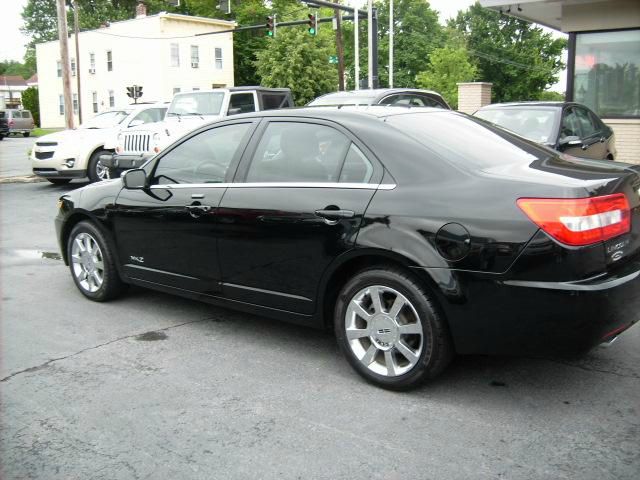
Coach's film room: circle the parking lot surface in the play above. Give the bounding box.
[1,181,639,480]
[0,136,36,178]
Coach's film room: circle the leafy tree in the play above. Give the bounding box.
[375,0,445,88]
[22,87,40,126]
[415,45,477,109]
[255,26,338,105]
[449,2,566,102]
[0,60,35,79]
[537,90,564,101]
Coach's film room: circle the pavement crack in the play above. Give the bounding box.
[0,318,210,383]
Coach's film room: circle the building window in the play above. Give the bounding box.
[215,48,223,70]
[170,43,180,67]
[173,87,181,95]
[92,91,98,113]
[71,58,76,76]
[191,45,199,68]
[573,29,640,118]
[106,50,112,71]
[59,95,64,115]
[89,53,95,73]
[72,93,78,114]
[57,61,62,78]
[108,90,115,108]
[193,87,200,91]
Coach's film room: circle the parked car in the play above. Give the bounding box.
[308,88,451,109]
[474,102,617,160]
[0,111,9,140]
[0,109,35,137]
[103,87,294,176]
[31,103,167,185]
[55,107,640,390]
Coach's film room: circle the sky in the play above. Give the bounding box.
[1,0,565,91]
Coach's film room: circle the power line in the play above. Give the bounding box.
[468,49,555,73]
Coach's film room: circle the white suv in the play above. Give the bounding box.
[104,87,293,176]
[31,103,167,185]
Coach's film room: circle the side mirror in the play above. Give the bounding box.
[558,135,582,147]
[227,107,242,116]
[128,119,145,128]
[122,168,147,189]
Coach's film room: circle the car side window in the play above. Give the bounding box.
[560,108,581,139]
[228,93,256,115]
[575,107,599,138]
[416,94,447,108]
[339,144,374,183]
[21,111,32,118]
[153,123,251,185]
[246,122,351,183]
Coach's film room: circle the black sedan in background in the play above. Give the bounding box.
[56,107,640,390]
[308,88,451,110]
[474,101,617,160]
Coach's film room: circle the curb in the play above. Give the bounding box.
[0,175,48,184]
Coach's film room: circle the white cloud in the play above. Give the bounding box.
[0,0,30,62]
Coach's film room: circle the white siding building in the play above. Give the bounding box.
[36,11,235,128]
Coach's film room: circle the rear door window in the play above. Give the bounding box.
[560,108,581,139]
[260,93,292,110]
[574,107,600,138]
[245,122,352,183]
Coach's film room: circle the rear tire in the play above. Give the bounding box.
[67,221,127,302]
[335,267,453,390]
[87,149,111,183]
[23,132,30,138]
[47,178,72,185]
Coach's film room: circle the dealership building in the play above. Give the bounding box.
[480,0,639,164]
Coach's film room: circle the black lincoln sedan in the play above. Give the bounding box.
[474,101,617,160]
[55,107,640,390]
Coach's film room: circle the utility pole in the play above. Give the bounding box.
[354,1,359,90]
[56,0,74,129]
[73,0,82,124]
[335,3,345,91]
[389,0,394,88]
[367,0,373,89]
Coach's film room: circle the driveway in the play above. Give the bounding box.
[1,181,639,480]
[0,135,36,178]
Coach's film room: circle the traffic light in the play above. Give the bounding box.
[217,0,230,15]
[307,12,318,36]
[126,85,143,103]
[126,86,135,99]
[265,15,276,37]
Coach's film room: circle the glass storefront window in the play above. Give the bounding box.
[573,29,640,118]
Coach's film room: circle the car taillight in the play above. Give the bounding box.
[8,120,14,127]
[517,194,631,246]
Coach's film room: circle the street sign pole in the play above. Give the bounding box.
[367,0,373,89]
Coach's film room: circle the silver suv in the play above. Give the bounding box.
[0,109,35,137]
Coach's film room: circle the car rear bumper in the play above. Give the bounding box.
[101,153,153,171]
[422,257,640,356]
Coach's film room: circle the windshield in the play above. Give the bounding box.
[474,107,559,144]
[80,110,130,129]
[309,92,378,106]
[168,92,225,116]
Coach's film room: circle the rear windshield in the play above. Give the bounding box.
[385,112,552,169]
[474,107,559,144]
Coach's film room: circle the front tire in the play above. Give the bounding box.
[23,132,31,138]
[87,149,111,183]
[335,268,453,390]
[67,221,126,301]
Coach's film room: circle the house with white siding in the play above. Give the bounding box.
[36,7,235,128]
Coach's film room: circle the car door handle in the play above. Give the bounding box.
[599,137,606,143]
[581,144,589,150]
[314,209,355,220]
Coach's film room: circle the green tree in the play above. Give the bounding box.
[255,26,337,105]
[415,45,477,109]
[374,0,445,88]
[449,2,566,102]
[537,90,564,101]
[22,87,40,126]
[0,60,35,79]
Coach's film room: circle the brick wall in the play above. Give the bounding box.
[604,119,640,165]
[457,82,492,114]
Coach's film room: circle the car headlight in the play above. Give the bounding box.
[153,133,161,143]
[117,133,123,142]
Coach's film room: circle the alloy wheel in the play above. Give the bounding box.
[71,232,105,293]
[345,285,424,377]
[96,160,110,181]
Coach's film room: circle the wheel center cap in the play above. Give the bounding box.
[370,315,398,350]
[81,252,94,272]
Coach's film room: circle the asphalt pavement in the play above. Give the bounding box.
[0,135,36,178]
[1,181,639,480]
